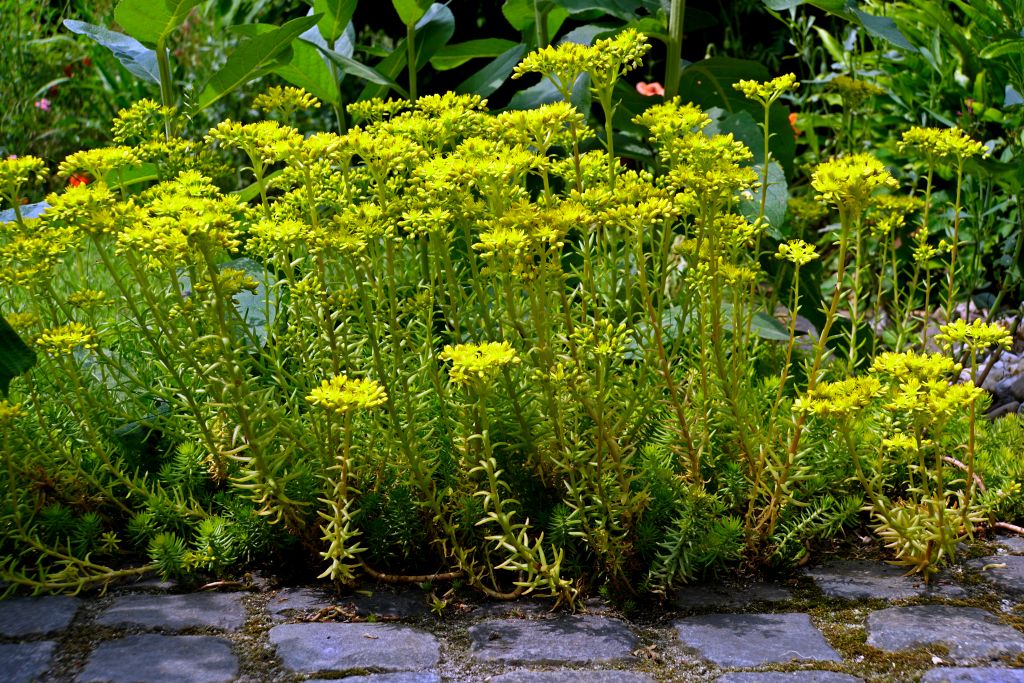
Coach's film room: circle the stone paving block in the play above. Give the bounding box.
[0,596,80,636]
[866,605,1024,663]
[78,634,237,683]
[469,616,638,665]
[805,560,965,600]
[674,582,791,610]
[919,668,1024,682]
[996,534,1024,555]
[716,673,864,683]
[307,675,440,683]
[266,587,334,621]
[349,590,429,619]
[970,555,1024,596]
[269,622,439,674]
[0,641,55,683]
[489,671,656,682]
[96,593,246,631]
[674,613,841,667]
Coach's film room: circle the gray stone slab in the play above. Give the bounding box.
[717,674,864,683]
[674,613,841,667]
[489,672,656,683]
[675,582,791,610]
[996,534,1024,555]
[269,622,439,674]
[349,590,429,619]
[970,555,1024,596]
[920,668,1024,682]
[78,634,237,683]
[867,605,1024,663]
[469,616,638,665]
[0,596,80,636]
[266,587,334,621]
[805,560,965,600]
[0,641,55,683]
[96,593,246,631]
[307,676,440,683]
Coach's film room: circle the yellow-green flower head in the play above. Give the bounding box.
[253,86,321,115]
[4,311,40,332]
[666,133,757,201]
[42,182,119,236]
[36,322,97,355]
[307,375,387,414]
[67,289,107,308]
[415,92,488,118]
[205,120,303,162]
[588,29,651,86]
[112,99,180,144]
[0,399,24,425]
[871,350,960,382]
[59,146,141,180]
[439,341,520,386]
[899,126,986,165]
[935,319,1012,352]
[347,98,409,125]
[492,101,591,152]
[881,431,919,454]
[248,218,309,257]
[734,73,799,106]
[474,225,530,260]
[633,98,710,147]
[811,153,898,212]
[0,155,47,208]
[885,377,983,416]
[796,376,883,417]
[828,75,883,107]
[776,239,818,266]
[0,221,79,286]
[513,40,594,92]
[399,207,452,238]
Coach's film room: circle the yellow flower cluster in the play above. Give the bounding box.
[440,341,520,386]
[112,99,180,144]
[307,375,387,414]
[253,86,321,115]
[775,239,818,266]
[828,75,883,107]
[347,98,408,124]
[871,351,960,382]
[899,127,986,164]
[36,322,97,355]
[633,98,709,145]
[59,146,141,180]
[67,289,107,308]
[811,153,898,213]
[513,29,650,92]
[0,400,25,425]
[734,73,799,106]
[935,319,1012,352]
[0,155,47,208]
[796,376,883,417]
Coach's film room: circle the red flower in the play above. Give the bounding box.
[68,173,90,187]
[636,81,665,97]
[788,112,801,138]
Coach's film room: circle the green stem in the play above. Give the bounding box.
[664,0,686,100]
[156,40,175,141]
[406,23,418,101]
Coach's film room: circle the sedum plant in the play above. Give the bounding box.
[0,31,1019,599]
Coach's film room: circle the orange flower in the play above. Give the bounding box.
[636,81,665,97]
[68,173,90,187]
[789,112,801,138]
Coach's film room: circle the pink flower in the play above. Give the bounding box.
[635,81,665,97]
[34,98,51,112]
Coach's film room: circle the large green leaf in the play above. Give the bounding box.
[114,0,203,47]
[64,20,160,84]
[0,315,36,398]
[393,0,432,25]
[413,4,455,71]
[235,23,339,104]
[457,43,530,97]
[321,49,409,99]
[502,0,570,42]
[740,162,788,239]
[431,38,519,71]
[313,0,357,43]
[197,14,322,110]
[552,0,642,20]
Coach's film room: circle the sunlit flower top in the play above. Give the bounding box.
[307,375,387,414]
[734,73,799,106]
[0,155,47,208]
[811,153,897,213]
[870,351,960,382]
[36,322,97,355]
[440,341,520,386]
[0,400,25,425]
[775,239,818,266]
[935,319,1012,352]
[796,376,883,417]
[898,127,986,165]
[59,146,141,180]
[253,86,321,116]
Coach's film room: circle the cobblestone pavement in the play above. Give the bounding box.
[4,536,1024,682]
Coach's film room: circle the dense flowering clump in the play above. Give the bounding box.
[899,127,986,164]
[776,239,818,266]
[59,146,142,180]
[307,375,387,414]
[440,341,520,386]
[36,322,97,354]
[253,86,321,117]
[870,351,961,382]
[0,155,47,210]
[796,376,883,417]
[811,153,898,213]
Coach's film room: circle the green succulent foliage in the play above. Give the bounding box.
[148,532,189,579]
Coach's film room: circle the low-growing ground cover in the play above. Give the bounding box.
[1,1,1023,606]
